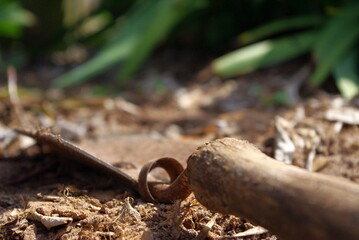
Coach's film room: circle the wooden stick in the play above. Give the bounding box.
[187,138,359,240]
[16,128,138,193]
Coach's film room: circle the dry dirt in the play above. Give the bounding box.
[1,65,359,239]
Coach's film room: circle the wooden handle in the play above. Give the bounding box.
[187,138,359,240]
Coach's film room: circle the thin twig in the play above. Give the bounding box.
[7,66,28,127]
[219,226,268,239]
[7,66,20,104]
[195,213,218,240]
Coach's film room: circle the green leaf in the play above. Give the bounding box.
[0,1,35,38]
[334,49,359,100]
[118,0,197,80]
[53,38,136,87]
[310,4,359,86]
[238,15,322,45]
[213,31,316,78]
[53,0,198,88]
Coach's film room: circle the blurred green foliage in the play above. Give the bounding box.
[0,0,34,38]
[213,1,359,99]
[0,0,358,98]
[54,0,200,87]
[0,0,34,69]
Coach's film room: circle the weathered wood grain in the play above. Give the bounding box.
[187,138,359,240]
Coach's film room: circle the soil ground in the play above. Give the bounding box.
[0,59,358,239]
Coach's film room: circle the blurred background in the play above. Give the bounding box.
[2,2,359,239]
[0,0,358,99]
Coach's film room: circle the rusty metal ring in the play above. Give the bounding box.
[138,157,185,202]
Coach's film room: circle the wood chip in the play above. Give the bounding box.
[195,213,217,240]
[27,209,73,229]
[220,226,268,239]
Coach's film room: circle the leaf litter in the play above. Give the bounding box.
[1,64,359,239]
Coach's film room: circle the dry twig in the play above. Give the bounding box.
[195,213,218,240]
[27,209,73,229]
[219,226,268,239]
[7,66,29,127]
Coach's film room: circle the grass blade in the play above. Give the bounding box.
[53,0,198,88]
[238,15,322,45]
[334,49,359,100]
[213,31,316,78]
[310,4,359,86]
[118,0,197,80]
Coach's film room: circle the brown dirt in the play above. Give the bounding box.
[1,63,359,239]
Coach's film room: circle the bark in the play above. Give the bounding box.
[187,138,359,240]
